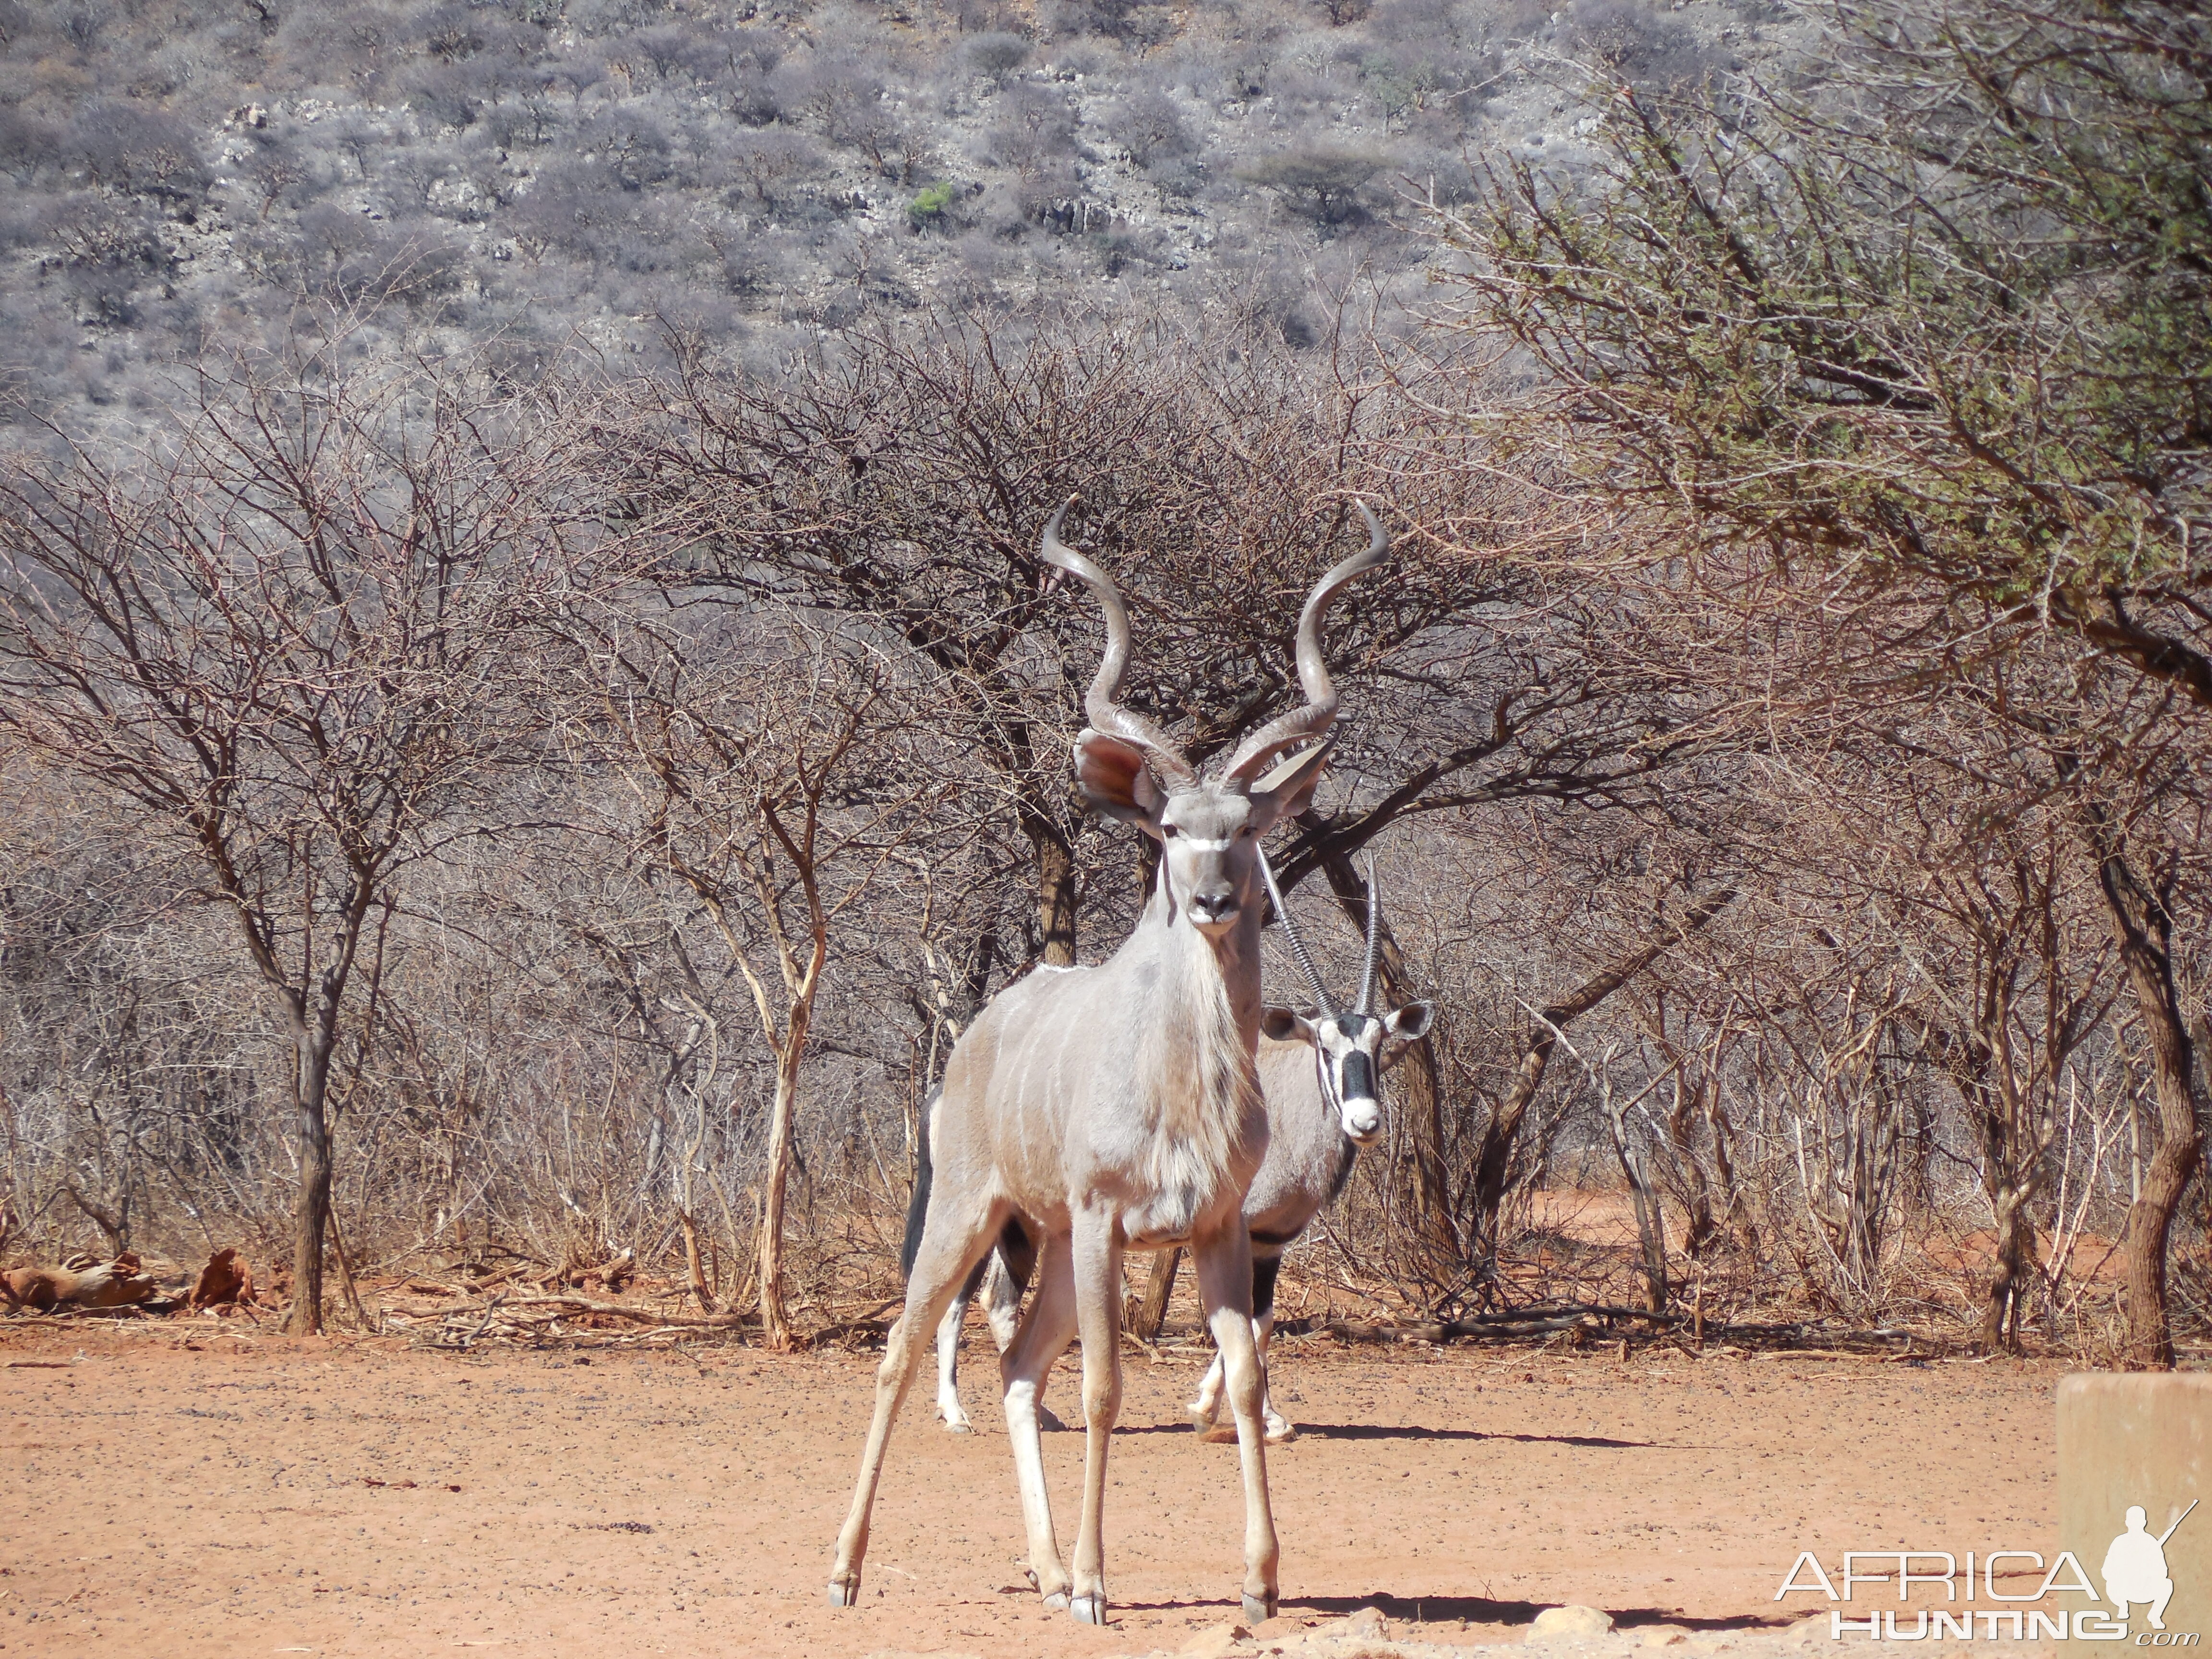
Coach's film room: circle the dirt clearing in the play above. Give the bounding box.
[1,1324,2060,1658]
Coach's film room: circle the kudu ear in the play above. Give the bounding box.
[1075,731,1166,832]
[1262,1007,1319,1044]
[1247,740,1333,830]
[1386,1002,1434,1042]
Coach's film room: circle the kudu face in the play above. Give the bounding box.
[1257,852,1433,1145]
[1159,791,1261,936]
[1041,498,1390,954]
[1071,733,1331,947]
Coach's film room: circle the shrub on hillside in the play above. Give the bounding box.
[1237,145,1388,225]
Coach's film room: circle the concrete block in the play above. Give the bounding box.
[2058,1372,2212,1644]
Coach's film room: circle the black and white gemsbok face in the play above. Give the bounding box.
[1256,851,1432,1147]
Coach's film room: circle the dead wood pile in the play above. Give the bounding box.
[3,1252,164,1312]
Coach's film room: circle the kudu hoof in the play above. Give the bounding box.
[1071,1593,1108,1624]
[1037,1405,1068,1432]
[1264,1421,1299,1444]
[1243,1592,1278,1624]
[827,1578,860,1608]
[1042,1590,1069,1611]
[942,1418,974,1435]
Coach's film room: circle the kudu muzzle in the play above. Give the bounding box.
[1187,872,1241,930]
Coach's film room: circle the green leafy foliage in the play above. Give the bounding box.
[908,180,958,228]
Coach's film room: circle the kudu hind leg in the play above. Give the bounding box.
[979,1248,1024,1350]
[828,1196,1002,1607]
[1190,1347,1228,1434]
[1001,1235,1080,1609]
[1192,1230,1280,1623]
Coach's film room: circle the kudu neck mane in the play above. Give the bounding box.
[1123,868,1263,1194]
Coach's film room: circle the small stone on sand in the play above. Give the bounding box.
[1180,1623,1251,1657]
[1529,1605,1617,1641]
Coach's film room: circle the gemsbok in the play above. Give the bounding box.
[923,854,1432,1444]
[827,498,1389,1627]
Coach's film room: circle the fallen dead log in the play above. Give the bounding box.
[436,1293,755,1329]
[4,1253,160,1312]
[809,1318,893,1346]
[538,1247,636,1294]
[1301,1314,1599,1344]
[1458,1303,1682,1326]
[1279,1309,1934,1351]
[1441,1317,1594,1340]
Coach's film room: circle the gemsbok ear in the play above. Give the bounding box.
[1386,1002,1434,1042]
[1262,1007,1319,1044]
[1075,731,1166,832]
[1248,740,1333,830]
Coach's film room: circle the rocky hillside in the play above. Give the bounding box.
[0,0,1778,431]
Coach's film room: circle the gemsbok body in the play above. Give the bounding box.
[925,859,1431,1443]
[827,499,1389,1627]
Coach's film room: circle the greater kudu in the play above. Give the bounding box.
[924,855,1431,1443]
[827,499,1389,1626]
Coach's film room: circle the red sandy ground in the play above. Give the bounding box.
[0,1322,2063,1659]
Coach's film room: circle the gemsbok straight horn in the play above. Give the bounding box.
[827,495,1390,1625]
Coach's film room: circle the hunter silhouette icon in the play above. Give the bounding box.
[2104,1500,2197,1630]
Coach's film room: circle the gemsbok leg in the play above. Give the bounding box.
[1190,1224,1280,1622]
[931,1254,998,1433]
[937,1252,1032,1432]
[827,1191,1004,1607]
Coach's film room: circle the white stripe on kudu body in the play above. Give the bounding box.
[931,857,1432,1445]
[827,497,1391,1627]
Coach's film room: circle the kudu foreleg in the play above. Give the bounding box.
[828,1199,1002,1608]
[1191,1250,1294,1443]
[1191,1227,1280,1623]
[1067,1216,1124,1625]
[1001,1235,1079,1608]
